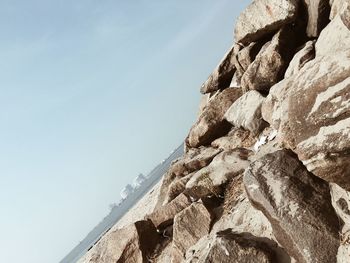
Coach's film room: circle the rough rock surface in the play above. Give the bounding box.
[262,52,350,190]
[81,220,160,263]
[284,40,315,78]
[200,45,237,94]
[234,0,298,44]
[225,90,267,135]
[244,150,340,263]
[188,88,242,148]
[241,26,298,93]
[302,0,331,37]
[172,203,212,260]
[147,194,191,230]
[211,127,256,151]
[186,148,252,198]
[184,231,276,263]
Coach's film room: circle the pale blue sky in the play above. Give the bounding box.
[0,1,249,262]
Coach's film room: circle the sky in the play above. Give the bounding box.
[0,1,249,262]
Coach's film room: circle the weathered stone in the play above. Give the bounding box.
[211,127,256,151]
[172,203,212,260]
[262,51,350,189]
[285,40,315,78]
[164,173,193,204]
[241,26,298,93]
[234,0,299,44]
[200,45,237,94]
[81,220,160,263]
[147,193,191,230]
[244,150,340,263]
[188,88,242,148]
[184,231,276,263]
[316,12,350,57]
[233,42,264,83]
[225,90,267,135]
[329,0,350,19]
[302,0,331,37]
[186,149,252,198]
[197,93,211,117]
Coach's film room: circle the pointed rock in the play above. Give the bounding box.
[302,0,331,37]
[244,150,340,263]
[188,88,242,148]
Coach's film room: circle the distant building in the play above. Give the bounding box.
[133,173,146,188]
[120,184,134,199]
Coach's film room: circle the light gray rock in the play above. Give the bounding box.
[302,0,331,37]
[329,0,350,19]
[186,148,252,198]
[184,231,276,263]
[284,40,315,78]
[244,150,340,263]
[225,90,267,135]
[316,13,350,57]
[211,127,256,151]
[262,51,350,190]
[147,193,191,230]
[234,0,299,44]
[172,203,212,260]
[81,220,160,263]
[188,88,242,148]
[241,26,298,93]
[200,45,237,94]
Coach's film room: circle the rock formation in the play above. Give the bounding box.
[79,1,350,262]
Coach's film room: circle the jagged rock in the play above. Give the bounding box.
[225,90,267,135]
[170,147,221,177]
[184,231,276,263]
[172,203,212,261]
[244,150,340,263]
[234,0,298,44]
[188,88,242,148]
[211,127,256,151]
[233,42,264,83]
[284,40,315,78]
[241,26,298,93]
[329,0,350,19]
[186,148,252,198]
[156,147,221,208]
[316,12,350,57]
[200,45,237,94]
[164,173,193,204]
[197,93,211,116]
[82,220,160,263]
[262,51,350,190]
[330,183,350,263]
[147,194,191,230]
[302,0,331,37]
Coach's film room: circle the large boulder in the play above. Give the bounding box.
[184,231,276,263]
[81,220,160,263]
[187,88,242,148]
[211,127,256,151]
[262,51,350,190]
[172,203,212,261]
[186,148,252,199]
[241,25,299,93]
[244,150,340,263]
[200,45,237,94]
[225,90,267,135]
[147,193,191,230]
[315,11,350,57]
[302,0,331,37]
[284,40,315,78]
[234,0,299,44]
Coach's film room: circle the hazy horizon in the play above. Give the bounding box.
[0,1,249,262]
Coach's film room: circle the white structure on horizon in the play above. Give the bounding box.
[120,184,134,199]
[133,173,147,188]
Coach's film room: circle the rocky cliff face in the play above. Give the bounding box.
[79,1,350,262]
